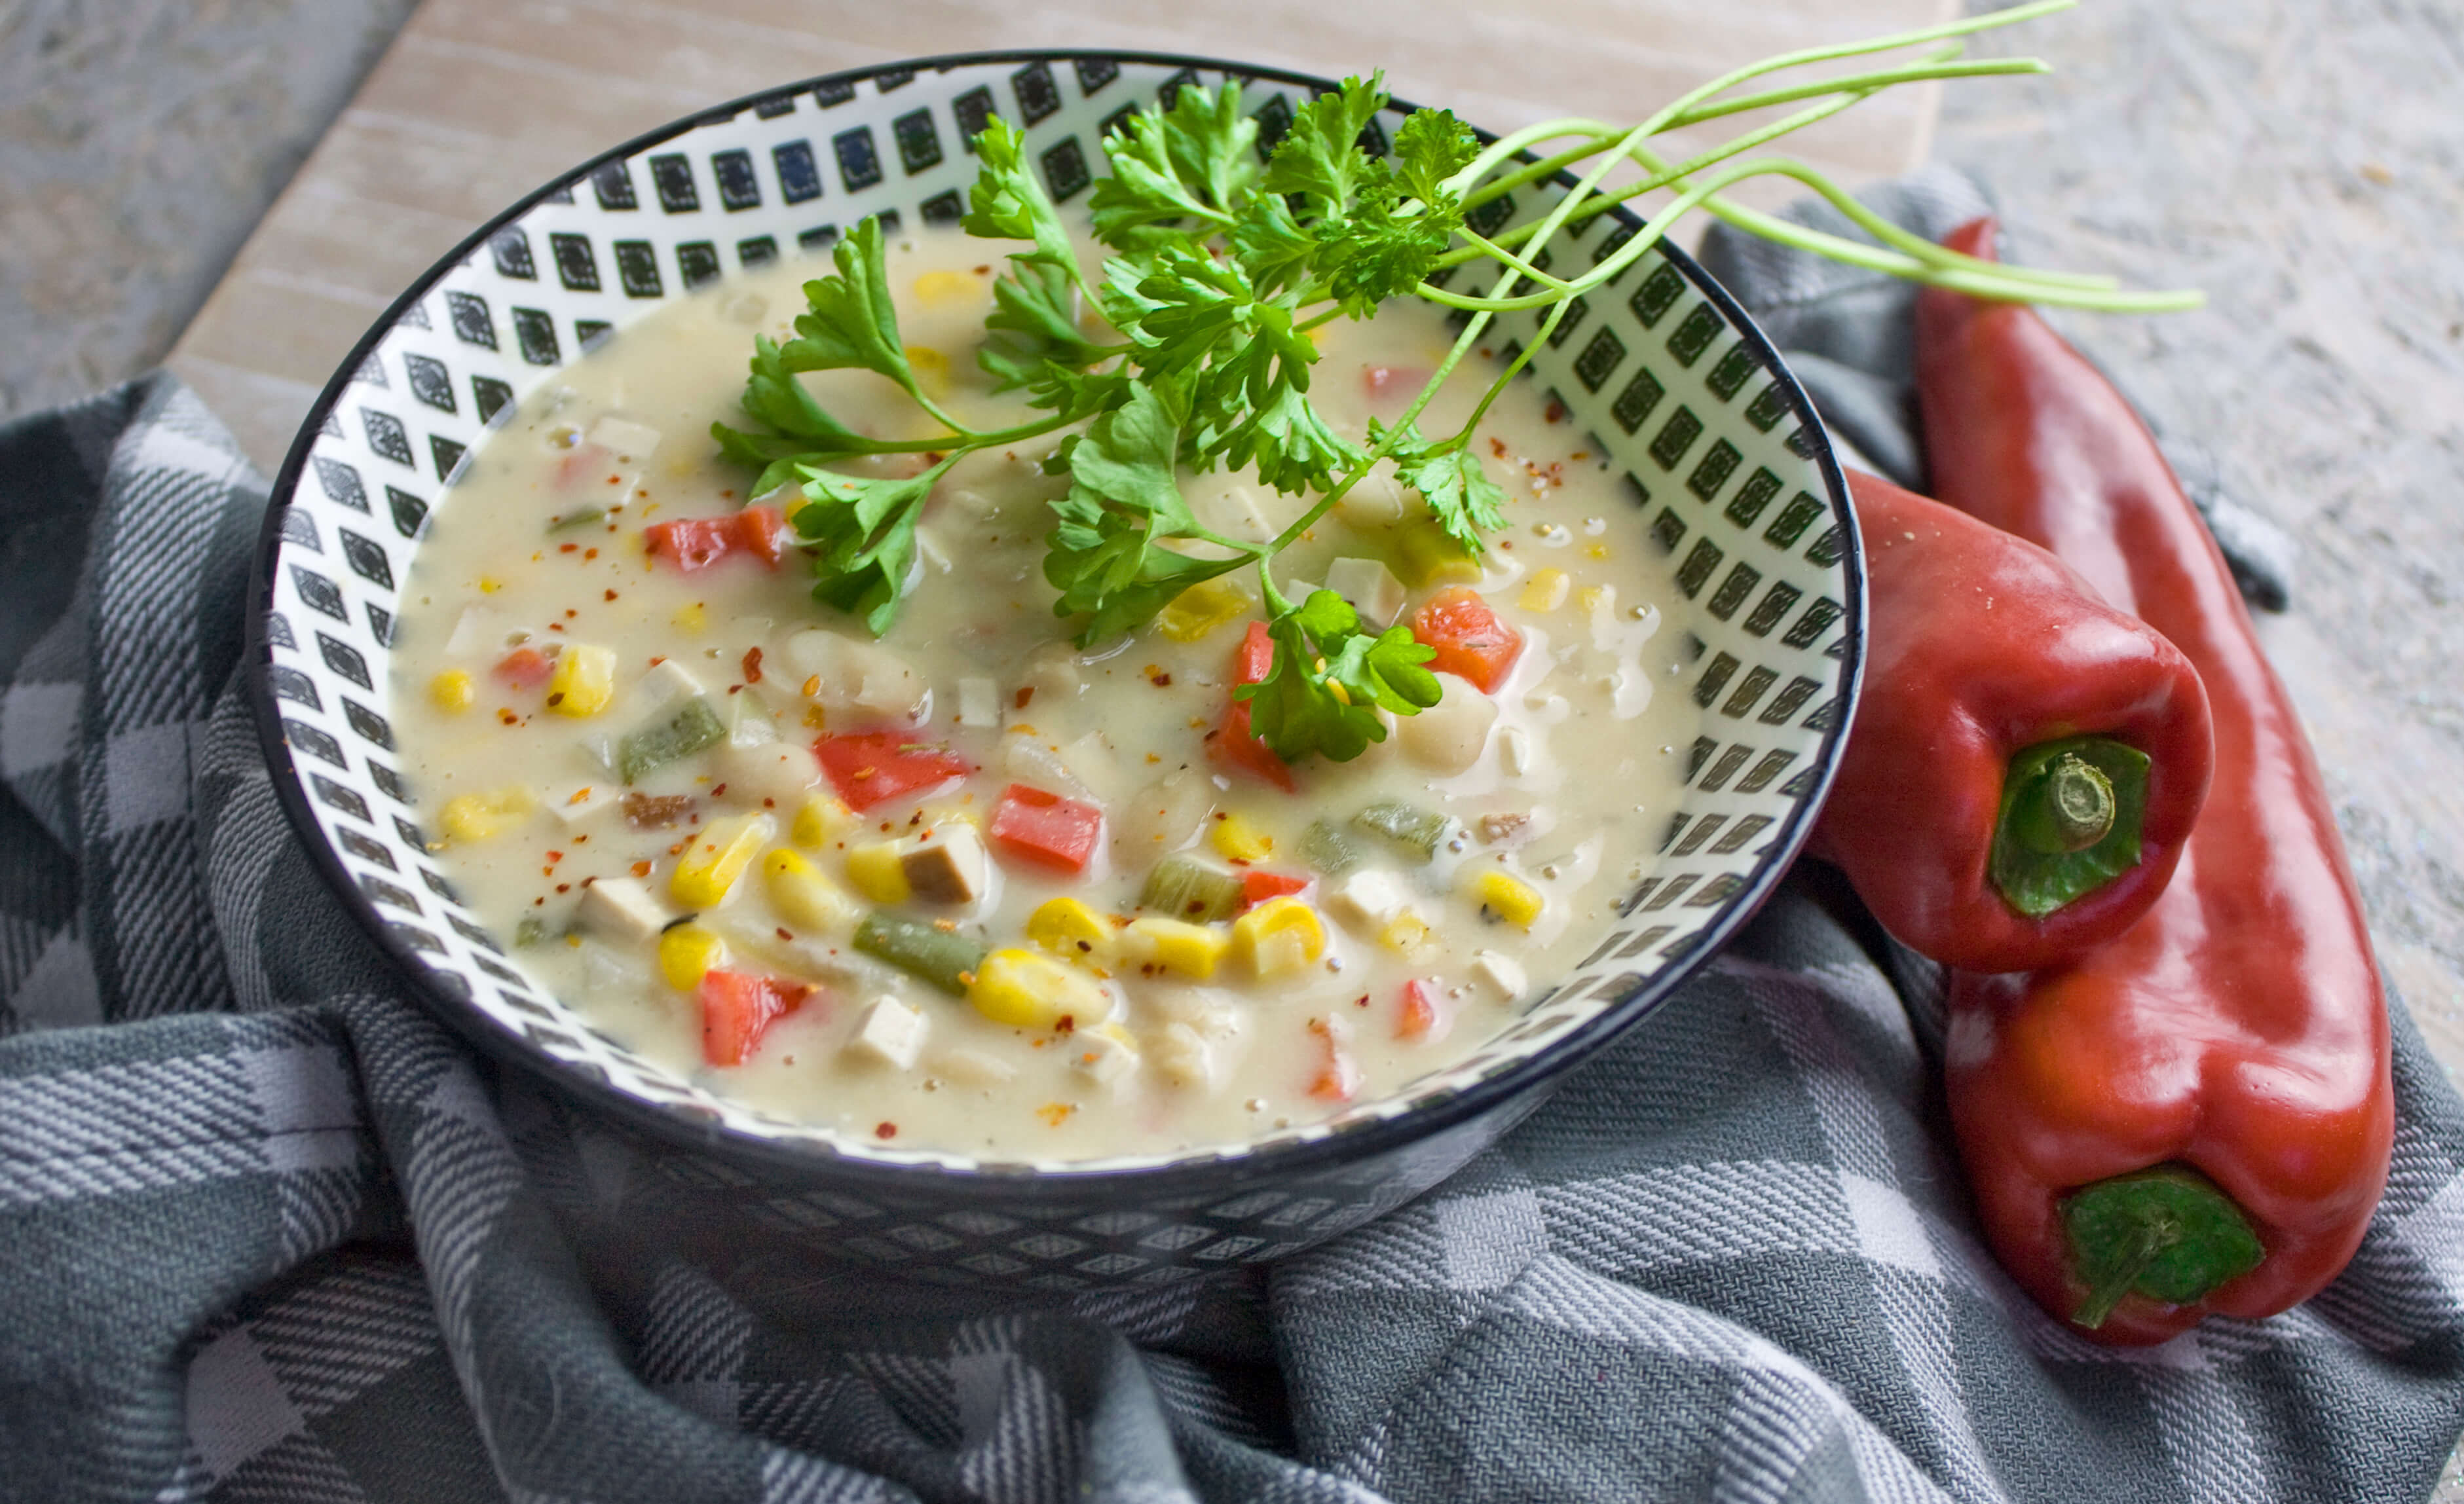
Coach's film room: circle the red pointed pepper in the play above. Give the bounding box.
[1920,219,2393,1344]
[1813,470,2212,973]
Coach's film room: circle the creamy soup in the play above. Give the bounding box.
[392,229,1698,1158]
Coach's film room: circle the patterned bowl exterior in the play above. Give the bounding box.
[246,52,1864,1285]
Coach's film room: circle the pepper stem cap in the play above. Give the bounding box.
[1989,735,2151,917]
[2061,1164,2267,1329]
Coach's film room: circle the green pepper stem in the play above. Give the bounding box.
[2061,1164,2267,1329]
[2009,753,2118,854]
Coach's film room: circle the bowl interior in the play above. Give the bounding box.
[252,54,1861,1177]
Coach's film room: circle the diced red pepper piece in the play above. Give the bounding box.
[1240,870,1312,909]
[493,646,553,688]
[734,505,789,565]
[1396,979,1447,1042]
[645,516,737,572]
[644,507,790,574]
[698,970,812,1067]
[1307,1016,1362,1101]
[989,784,1105,874]
[1211,621,1296,792]
[813,731,975,813]
[1411,588,1523,693]
[1362,365,1429,410]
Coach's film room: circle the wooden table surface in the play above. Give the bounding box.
[162,0,1954,472]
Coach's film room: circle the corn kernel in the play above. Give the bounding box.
[1232,896,1326,978]
[764,848,860,936]
[1577,585,1612,617]
[658,924,726,992]
[1379,912,1433,957]
[1157,577,1256,642]
[967,947,1113,1029]
[789,792,851,849]
[671,602,707,635]
[845,841,910,905]
[546,643,617,718]
[1585,543,1610,561]
[430,670,476,712]
[1124,917,1231,980]
[438,787,533,844]
[477,576,504,595]
[668,813,774,908]
[905,346,952,399]
[912,270,979,306]
[1396,520,1483,587]
[1470,868,1545,928]
[1209,813,1273,864]
[1519,568,1571,612]
[1026,897,1117,966]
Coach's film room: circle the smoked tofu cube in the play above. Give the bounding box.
[1470,949,1528,1002]
[578,876,670,944]
[844,996,929,1070]
[899,824,989,906]
[1327,869,1414,932]
[1325,557,1406,628]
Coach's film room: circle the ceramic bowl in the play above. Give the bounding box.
[246,52,1863,1287]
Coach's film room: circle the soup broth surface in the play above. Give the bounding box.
[394,229,1698,1158]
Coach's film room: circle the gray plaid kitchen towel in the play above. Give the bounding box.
[5,179,2464,1504]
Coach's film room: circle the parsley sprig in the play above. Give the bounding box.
[712,0,2193,767]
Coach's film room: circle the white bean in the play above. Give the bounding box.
[1114,768,1214,857]
[1398,673,1497,773]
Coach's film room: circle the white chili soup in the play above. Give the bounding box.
[392,232,1698,1158]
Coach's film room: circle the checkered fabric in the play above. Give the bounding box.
[3,183,2462,1503]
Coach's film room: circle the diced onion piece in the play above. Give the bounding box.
[1071,1023,1141,1086]
[1470,949,1528,1001]
[1327,869,1413,933]
[954,676,1000,727]
[1325,556,1406,629]
[585,415,663,460]
[1158,577,1256,642]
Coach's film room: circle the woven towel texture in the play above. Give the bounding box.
[0,189,2458,1503]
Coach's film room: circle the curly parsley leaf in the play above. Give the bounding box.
[1373,416,1508,551]
[790,454,958,635]
[979,258,1107,394]
[1042,381,1245,645]
[1314,174,1459,317]
[1238,589,1438,762]
[1391,107,1480,204]
[776,218,925,402]
[1258,74,1387,213]
[963,116,1080,271]
[1089,81,1259,249]
[710,335,881,496]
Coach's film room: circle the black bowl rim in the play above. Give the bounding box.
[244,47,1865,1201]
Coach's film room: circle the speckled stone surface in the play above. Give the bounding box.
[0,0,415,416]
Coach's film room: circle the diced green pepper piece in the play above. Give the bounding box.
[617,699,726,784]
[1139,854,1244,922]
[1299,820,1361,877]
[547,507,606,534]
[1353,801,1450,862]
[854,913,987,997]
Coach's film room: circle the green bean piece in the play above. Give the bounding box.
[1299,820,1362,877]
[854,913,987,997]
[1139,854,1245,922]
[546,507,606,534]
[1353,801,1451,862]
[616,699,727,784]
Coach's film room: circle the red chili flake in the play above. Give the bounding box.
[1014,686,1034,709]
[607,475,622,486]
[974,263,992,274]
[546,691,565,706]
[721,489,737,501]
[605,589,620,602]
[711,784,728,798]
[1055,1014,1076,1034]
[565,609,578,619]
[629,860,652,878]
[546,623,565,633]
[583,548,599,560]
[742,646,764,684]
[545,851,564,863]
[497,708,518,725]
[558,542,578,553]
[1489,437,1508,458]
[776,928,793,942]
[874,1122,898,1140]
[555,883,571,894]
[1543,398,1568,424]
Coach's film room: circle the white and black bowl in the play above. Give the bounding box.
[246,52,1864,1287]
